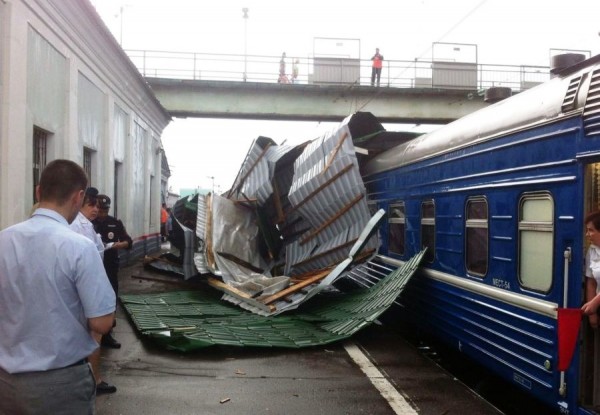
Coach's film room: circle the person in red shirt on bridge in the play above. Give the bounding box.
[371,48,384,87]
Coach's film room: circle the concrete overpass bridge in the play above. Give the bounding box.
[145,78,489,124]
[130,50,551,124]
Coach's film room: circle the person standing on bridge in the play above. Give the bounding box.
[291,59,299,84]
[371,48,384,87]
[278,52,289,83]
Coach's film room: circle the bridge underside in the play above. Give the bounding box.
[146,78,489,124]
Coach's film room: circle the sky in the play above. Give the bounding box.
[89,0,600,194]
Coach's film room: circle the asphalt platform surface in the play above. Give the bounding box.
[95,243,504,415]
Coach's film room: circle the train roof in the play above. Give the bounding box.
[363,54,600,176]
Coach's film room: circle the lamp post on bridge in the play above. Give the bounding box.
[116,4,131,46]
[207,176,215,194]
[242,7,249,82]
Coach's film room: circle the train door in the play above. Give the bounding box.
[581,162,600,409]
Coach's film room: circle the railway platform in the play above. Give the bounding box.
[95,245,504,415]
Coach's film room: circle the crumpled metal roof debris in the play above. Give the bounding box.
[122,249,425,351]
[146,112,414,317]
[211,209,386,316]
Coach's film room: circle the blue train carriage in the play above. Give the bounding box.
[362,54,600,414]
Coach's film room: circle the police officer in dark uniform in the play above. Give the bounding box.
[93,194,132,349]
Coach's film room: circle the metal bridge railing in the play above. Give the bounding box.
[126,49,550,93]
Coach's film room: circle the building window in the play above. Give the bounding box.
[33,127,48,202]
[388,202,406,256]
[465,197,488,277]
[518,193,554,292]
[83,147,93,185]
[421,200,435,263]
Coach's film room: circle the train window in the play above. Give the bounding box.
[421,200,435,263]
[465,197,488,277]
[388,202,405,256]
[518,194,554,292]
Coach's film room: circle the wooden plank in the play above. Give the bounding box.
[321,131,348,175]
[260,268,331,305]
[217,251,264,273]
[289,248,375,285]
[205,194,216,270]
[207,277,253,299]
[300,193,365,245]
[289,265,334,282]
[291,239,356,268]
[286,163,354,216]
[207,277,276,313]
[272,179,285,224]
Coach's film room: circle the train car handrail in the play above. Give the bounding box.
[376,254,558,318]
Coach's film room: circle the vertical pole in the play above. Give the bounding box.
[119,6,123,46]
[207,176,215,194]
[242,8,249,82]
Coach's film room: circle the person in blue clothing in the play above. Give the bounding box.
[93,194,133,349]
[0,159,115,414]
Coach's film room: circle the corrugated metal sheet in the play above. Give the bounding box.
[194,194,209,275]
[214,209,386,316]
[120,249,425,351]
[229,136,275,203]
[229,137,300,206]
[159,113,385,315]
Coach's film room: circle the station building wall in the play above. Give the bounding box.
[0,0,171,258]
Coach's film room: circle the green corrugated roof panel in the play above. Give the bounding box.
[120,249,425,351]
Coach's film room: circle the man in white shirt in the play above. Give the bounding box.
[71,187,104,256]
[0,160,116,414]
[70,186,117,395]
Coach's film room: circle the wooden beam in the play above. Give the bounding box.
[289,265,334,281]
[260,268,331,305]
[272,179,285,225]
[207,277,253,299]
[205,194,216,270]
[300,193,365,245]
[217,251,264,274]
[321,131,348,175]
[287,163,354,215]
[207,277,276,312]
[291,239,356,268]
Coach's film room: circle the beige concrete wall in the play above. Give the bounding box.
[0,0,171,239]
